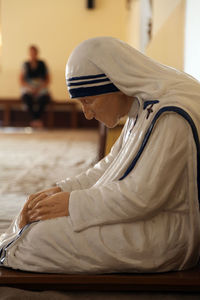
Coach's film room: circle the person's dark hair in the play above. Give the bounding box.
[29,45,39,54]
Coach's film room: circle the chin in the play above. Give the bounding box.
[104,120,119,128]
[106,124,117,129]
[98,117,119,128]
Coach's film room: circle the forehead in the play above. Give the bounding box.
[30,47,38,53]
[78,94,108,103]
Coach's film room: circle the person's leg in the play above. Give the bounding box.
[35,94,50,120]
[1,217,83,273]
[22,93,37,120]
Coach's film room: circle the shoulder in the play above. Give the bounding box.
[23,61,29,67]
[149,111,192,152]
[22,61,29,72]
[154,108,192,134]
[156,110,189,127]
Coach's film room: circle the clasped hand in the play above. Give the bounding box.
[19,186,70,229]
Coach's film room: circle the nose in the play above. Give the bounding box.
[82,104,94,120]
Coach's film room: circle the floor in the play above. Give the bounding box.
[0,128,98,234]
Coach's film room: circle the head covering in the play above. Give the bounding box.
[66,36,200,130]
[66,39,120,98]
[67,73,119,98]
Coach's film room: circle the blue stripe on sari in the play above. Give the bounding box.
[69,83,119,98]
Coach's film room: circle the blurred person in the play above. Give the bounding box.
[19,45,50,128]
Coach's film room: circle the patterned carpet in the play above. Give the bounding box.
[0,129,98,234]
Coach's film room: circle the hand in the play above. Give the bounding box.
[18,186,62,229]
[27,191,70,222]
[30,86,39,96]
[28,186,62,202]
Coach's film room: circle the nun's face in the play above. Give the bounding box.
[78,92,133,128]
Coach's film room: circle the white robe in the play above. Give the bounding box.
[0,37,199,273]
[0,99,199,273]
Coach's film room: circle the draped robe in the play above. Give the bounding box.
[0,37,199,273]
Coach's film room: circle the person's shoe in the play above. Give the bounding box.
[30,119,44,128]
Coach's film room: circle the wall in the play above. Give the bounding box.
[127,0,141,49]
[127,0,152,52]
[145,0,185,71]
[184,0,200,81]
[0,0,128,100]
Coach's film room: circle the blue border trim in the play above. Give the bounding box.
[119,106,200,205]
[143,100,160,109]
[68,73,106,81]
[0,222,38,264]
[68,77,110,87]
[69,83,119,98]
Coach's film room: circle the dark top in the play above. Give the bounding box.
[23,60,48,81]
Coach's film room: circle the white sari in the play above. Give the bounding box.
[0,37,199,273]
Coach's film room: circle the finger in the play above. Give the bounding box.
[28,204,52,218]
[27,191,43,202]
[28,209,41,221]
[18,215,28,229]
[30,187,60,201]
[28,202,64,220]
[27,187,61,205]
[27,187,59,203]
[28,193,48,209]
[29,209,51,221]
[23,192,43,212]
[21,194,38,212]
[28,197,54,219]
[19,209,31,228]
[29,202,69,221]
[28,214,42,222]
[44,186,61,196]
[31,197,57,211]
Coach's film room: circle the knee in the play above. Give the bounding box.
[38,94,51,104]
[25,221,51,244]
[5,219,67,272]
[22,93,33,103]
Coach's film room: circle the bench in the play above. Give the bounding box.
[0,265,200,292]
[0,99,78,128]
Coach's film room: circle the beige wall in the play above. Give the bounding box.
[152,0,183,36]
[184,0,200,81]
[0,0,188,100]
[146,0,185,71]
[127,0,141,49]
[0,0,128,100]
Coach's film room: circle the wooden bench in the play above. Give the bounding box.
[0,265,200,292]
[0,99,78,128]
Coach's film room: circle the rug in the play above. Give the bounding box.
[0,129,98,234]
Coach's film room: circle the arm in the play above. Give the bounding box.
[19,63,30,88]
[68,113,190,232]
[56,122,127,192]
[19,121,126,227]
[18,186,62,228]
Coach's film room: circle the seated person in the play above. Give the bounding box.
[0,37,199,274]
[19,45,50,128]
